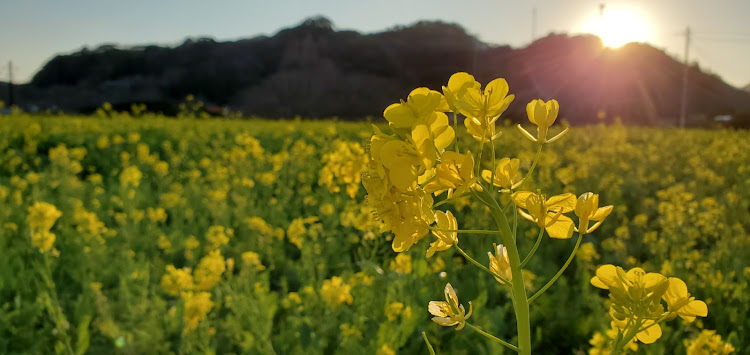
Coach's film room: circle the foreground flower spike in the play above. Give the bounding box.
[429,283,473,330]
[512,191,576,239]
[427,210,458,257]
[574,192,614,234]
[517,99,568,144]
[663,277,708,322]
[481,158,524,193]
[488,244,512,285]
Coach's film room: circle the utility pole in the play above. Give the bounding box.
[7,61,13,107]
[531,6,537,42]
[680,27,691,128]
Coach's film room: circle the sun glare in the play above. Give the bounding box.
[584,7,651,48]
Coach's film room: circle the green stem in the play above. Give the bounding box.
[520,228,545,268]
[466,323,519,352]
[433,192,468,208]
[611,318,643,354]
[454,245,511,285]
[480,188,531,355]
[422,331,437,355]
[517,143,543,192]
[489,131,497,199]
[40,255,75,355]
[476,137,486,178]
[528,232,583,304]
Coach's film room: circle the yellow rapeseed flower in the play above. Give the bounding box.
[517,99,568,144]
[383,87,447,129]
[161,265,194,296]
[181,291,214,333]
[442,72,480,112]
[119,166,142,188]
[454,77,514,121]
[31,230,56,253]
[575,192,614,234]
[426,210,458,257]
[663,277,708,322]
[424,151,478,198]
[385,302,405,321]
[193,250,226,291]
[241,251,266,271]
[512,191,576,239]
[481,158,524,192]
[488,244,512,285]
[320,276,353,308]
[390,254,413,275]
[428,283,472,330]
[28,201,62,232]
[376,344,396,355]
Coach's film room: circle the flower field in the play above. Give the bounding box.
[0,108,746,354]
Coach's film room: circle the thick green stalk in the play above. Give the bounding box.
[482,189,531,355]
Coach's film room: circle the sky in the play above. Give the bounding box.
[1,0,749,88]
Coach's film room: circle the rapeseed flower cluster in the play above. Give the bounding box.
[591,264,707,347]
[27,202,62,253]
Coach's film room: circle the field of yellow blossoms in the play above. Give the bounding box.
[0,106,746,353]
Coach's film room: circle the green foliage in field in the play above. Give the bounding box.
[0,111,745,354]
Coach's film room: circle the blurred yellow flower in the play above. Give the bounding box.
[385,302,405,321]
[376,344,396,355]
[120,166,142,188]
[28,202,62,232]
[193,250,226,291]
[241,251,266,271]
[390,253,413,275]
[181,291,213,333]
[320,276,353,308]
[31,230,56,253]
[161,265,194,296]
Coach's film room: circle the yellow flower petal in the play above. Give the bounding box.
[591,205,614,221]
[511,191,534,209]
[636,321,662,344]
[547,193,576,213]
[545,214,575,239]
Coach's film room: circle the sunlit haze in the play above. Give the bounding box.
[583,5,651,48]
[0,0,748,87]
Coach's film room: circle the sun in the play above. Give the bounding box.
[583,6,651,48]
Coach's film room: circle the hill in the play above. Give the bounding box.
[5,16,750,126]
